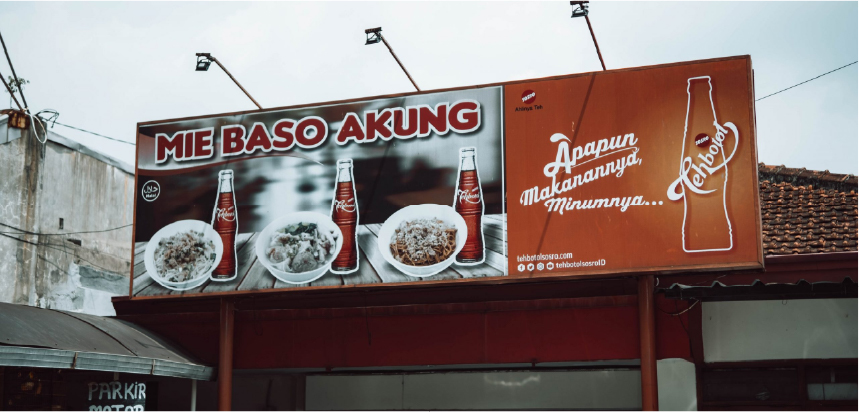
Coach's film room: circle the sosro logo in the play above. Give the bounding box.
[216,205,236,222]
[142,180,160,202]
[457,188,481,204]
[334,198,357,213]
[521,90,536,104]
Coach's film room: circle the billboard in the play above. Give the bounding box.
[131,56,762,298]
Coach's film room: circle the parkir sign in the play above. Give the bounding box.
[129,55,762,299]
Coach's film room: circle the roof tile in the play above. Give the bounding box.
[759,164,858,256]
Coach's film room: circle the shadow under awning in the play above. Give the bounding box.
[0,302,213,380]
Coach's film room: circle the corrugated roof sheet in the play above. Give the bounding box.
[0,302,212,379]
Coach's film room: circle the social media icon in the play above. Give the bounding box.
[546,262,554,270]
[537,263,544,270]
[518,264,526,272]
[527,263,535,271]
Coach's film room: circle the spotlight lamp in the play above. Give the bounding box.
[570,1,589,18]
[196,53,213,72]
[365,27,383,45]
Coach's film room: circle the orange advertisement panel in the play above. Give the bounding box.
[505,56,762,277]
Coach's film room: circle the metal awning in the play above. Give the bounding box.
[657,251,858,302]
[0,302,213,380]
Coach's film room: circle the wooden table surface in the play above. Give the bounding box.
[131,214,507,297]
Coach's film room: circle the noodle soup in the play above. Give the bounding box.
[154,230,216,282]
[255,212,344,285]
[265,222,336,273]
[390,219,458,266]
[143,220,223,291]
[377,204,468,278]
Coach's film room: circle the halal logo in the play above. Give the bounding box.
[142,180,160,202]
[521,90,536,104]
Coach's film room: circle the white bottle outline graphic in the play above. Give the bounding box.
[670,76,741,253]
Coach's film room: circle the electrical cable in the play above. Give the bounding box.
[0,29,46,145]
[29,110,47,144]
[656,299,699,316]
[0,222,132,236]
[0,231,127,275]
[52,120,135,145]
[0,29,28,111]
[0,68,23,111]
[756,61,858,102]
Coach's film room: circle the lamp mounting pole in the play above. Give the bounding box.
[197,53,263,110]
[584,15,606,71]
[570,1,606,71]
[365,28,421,92]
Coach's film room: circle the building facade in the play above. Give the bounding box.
[108,165,856,410]
[0,116,133,315]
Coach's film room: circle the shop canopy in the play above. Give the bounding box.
[0,302,212,380]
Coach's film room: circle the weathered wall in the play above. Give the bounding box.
[0,133,30,304]
[0,121,133,314]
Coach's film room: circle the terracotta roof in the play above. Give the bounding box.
[759,164,858,255]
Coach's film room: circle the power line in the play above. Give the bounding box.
[53,120,135,145]
[0,231,127,275]
[0,29,29,111]
[0,221,132,236]
[756,61,858,102]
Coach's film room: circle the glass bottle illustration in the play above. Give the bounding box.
[454,147,485,265]
[330,159,359,274]
[211,169,238,280]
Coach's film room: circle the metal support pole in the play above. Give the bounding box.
[379,35,421,92]
[638,275,658,411]
[218,299,235,411]
[190,379,197,411]
[584,16,606,71]
[211,57,264,110]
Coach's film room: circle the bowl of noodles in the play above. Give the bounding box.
[255,212,343,285]
[377,204,467,278]
[144,220,223,291]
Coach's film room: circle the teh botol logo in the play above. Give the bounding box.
[667,76,739,253]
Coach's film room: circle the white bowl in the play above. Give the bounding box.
[255,212,343,285]
[144,220,223,291]
[377,204,467,278]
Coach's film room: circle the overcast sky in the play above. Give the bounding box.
[1,1,856,174]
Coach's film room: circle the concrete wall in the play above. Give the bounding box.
[0,135,29,304]
[0,123,133,314]
[703,298,858,362]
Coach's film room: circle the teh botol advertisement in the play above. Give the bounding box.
[505,56,761,277]
[131,56,762,298]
